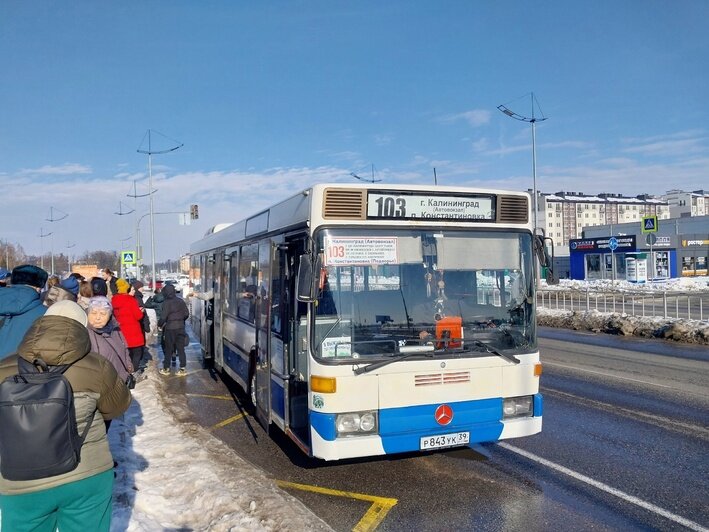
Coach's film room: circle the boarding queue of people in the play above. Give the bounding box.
[0,264,189,531]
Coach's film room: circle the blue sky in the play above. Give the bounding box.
[1,1,707,262]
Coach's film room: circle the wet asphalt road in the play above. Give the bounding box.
[159,328,709,531]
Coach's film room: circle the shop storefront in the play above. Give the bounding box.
[569,236,637,281]
[679,237,709,276]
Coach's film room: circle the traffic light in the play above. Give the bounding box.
[190,204,199,220]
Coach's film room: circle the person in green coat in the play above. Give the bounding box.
[0,301,131,532]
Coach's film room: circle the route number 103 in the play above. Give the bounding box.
[374,196,406,218]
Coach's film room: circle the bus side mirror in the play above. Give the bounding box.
[535,235,559,285]
[296,253,322,302]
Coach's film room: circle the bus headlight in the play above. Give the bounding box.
[503,396,533,419]
[336,411,378,436]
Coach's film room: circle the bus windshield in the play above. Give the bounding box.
[311,228,536,361]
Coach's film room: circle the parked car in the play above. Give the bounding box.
[177,274,190,292]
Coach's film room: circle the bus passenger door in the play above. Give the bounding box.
[199,254,215,364]
[268,238,289,432]
[212,251,225,371]
[286,237,310,449]
[252,241,272,428]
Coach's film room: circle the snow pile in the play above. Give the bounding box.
[109,369,330,531]
[541,276,709,293]
[538,308,709,345]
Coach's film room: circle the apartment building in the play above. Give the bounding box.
[537,191,670,249]
[661,189,708,218]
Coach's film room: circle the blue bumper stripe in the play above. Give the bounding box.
[310,411,337,441]
[310,395,542,450]
[380,398,503,453]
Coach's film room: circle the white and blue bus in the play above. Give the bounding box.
[189,183,554,460]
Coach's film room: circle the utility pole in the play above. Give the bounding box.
[46,207,68,275]
[137,130,183,289]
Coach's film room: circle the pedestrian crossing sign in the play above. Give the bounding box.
[121,251,136,265]
[641,216,658,234]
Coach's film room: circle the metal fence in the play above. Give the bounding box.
[537,289,709,321]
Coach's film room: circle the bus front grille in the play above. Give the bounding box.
[322,188,366,219]
[415,371,470,386]
[497,195,529,223]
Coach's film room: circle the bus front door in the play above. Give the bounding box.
[252,241,271,428]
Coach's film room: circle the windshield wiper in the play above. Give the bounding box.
[353,349,435,376]
[469,339,520,365]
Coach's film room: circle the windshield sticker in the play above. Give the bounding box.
[324,236,398,266]
[321,336,352,358]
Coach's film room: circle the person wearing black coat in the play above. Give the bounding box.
[157,284,189,376]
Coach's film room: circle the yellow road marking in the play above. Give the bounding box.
[185,393,235,400]
[210,412,248,430]
[276,480,397,532]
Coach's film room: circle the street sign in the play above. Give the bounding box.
[608,237,619,251]
[646,233,657,246]
[641,215,658,234]
[121,251,136,265]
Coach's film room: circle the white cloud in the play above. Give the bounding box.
[20,163,92,175]
[439,109,491,127]
[622,137,708,157]
[373,134,393,146]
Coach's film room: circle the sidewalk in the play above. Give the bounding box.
[108,337,330,531]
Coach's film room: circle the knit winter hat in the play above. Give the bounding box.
[45,300,88,327]
[116,278,130,294]
[132,280,144,290]
[90,277,108,296]
[87,296,112,312]
[60,275,80,296]
[11,264,49,289]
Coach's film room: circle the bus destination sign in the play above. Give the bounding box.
[367,192,495,221]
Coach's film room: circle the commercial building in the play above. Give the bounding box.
[569,215,708,281]
[536,191,670,252]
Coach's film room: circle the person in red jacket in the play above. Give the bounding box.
[111,278,146,370]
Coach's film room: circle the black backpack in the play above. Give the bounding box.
[0,357,96,481]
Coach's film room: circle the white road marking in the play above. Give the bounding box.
[542,388,709,440]
[543,361,700,393]
[498,443,709,532]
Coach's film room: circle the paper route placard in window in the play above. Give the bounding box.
[324,237,398,266]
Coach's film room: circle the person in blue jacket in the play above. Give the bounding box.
[0,264,48,359]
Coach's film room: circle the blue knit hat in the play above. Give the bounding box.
[60,275,80,296]
[0,267,9,280]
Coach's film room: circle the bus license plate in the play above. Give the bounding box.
[420,432,470,450]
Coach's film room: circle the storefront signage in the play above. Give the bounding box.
[654,236,671,247]
[570,235,636,252]
[681,239,709,247]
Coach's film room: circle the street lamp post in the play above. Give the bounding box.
[46,207,68,275]
[135,210,190,288]
[66,242,76,274]
[137,130,183,291]
[497,93,548,234]
[38,228,53,272]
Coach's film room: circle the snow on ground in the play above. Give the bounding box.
[538,276,709,344]
[109,367,330,532]
[541,276,709,293]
